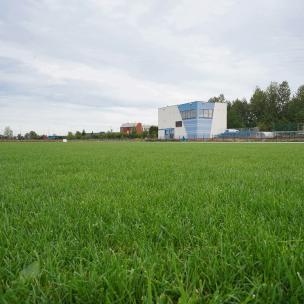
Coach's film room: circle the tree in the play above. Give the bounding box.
[67,132,74,139]
[30,131,38,139]
[227,99,250,129]
[250,87,267,129]
[24,131,39,139]
[75,131,82,139]
[264,82,280,130]
[296,84,304,101]
[4,126,13,138]
[81,129,86,137]
[277,81,291,115]
[149,126,158,138]
[249,85,282,130]
[287,85,304,125]
[208,94,225,103]
[90,131,98,139]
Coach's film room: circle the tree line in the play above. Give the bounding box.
[0,128,46,140]
[66,126,158,140]
[219,81,304,131]
[0,126,159,140]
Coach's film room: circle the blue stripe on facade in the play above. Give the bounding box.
[197,102,214,139]
[177,102,198,139]
[177,101,215,139]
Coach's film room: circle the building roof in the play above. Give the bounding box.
[159,101,217,109]
[120,122,137,128]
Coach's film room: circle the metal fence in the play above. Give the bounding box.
[185,131,304,142]
[1,131,304,143]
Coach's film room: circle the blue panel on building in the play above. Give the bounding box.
[177,101,215,139]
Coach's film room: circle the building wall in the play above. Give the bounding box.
[211,103,227,136]
[120,123,143,135]
[158,106,187,139]
[120,127,133,134]
[135,123,143,134]
[158,101,227,139]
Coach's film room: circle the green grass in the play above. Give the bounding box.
[1,142,304,303]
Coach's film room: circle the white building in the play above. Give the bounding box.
[158,101,227,140]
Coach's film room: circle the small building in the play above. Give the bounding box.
[158,101,227,140]
[120,123,143,135]
[48,135,64,140]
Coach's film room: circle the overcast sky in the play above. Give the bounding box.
[0,0,303,134]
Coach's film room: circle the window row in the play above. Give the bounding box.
[180,109,214,120]
[181,110,196,120]
[199,109,213,119]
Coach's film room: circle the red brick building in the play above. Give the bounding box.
[120,122,143,135]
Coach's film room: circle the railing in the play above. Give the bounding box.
[185,131,304,142]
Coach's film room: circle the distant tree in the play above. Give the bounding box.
[227,102,236,128]
[208,94,225,103]
[30,131,38,139]
[104,131,122,139]
[81,129,86,137]
[24,130,38,139]
[287,85,304,125]
[248,82,301,131]
[75,131,82,139]
[4,126,13,138]
[67,132,74,139]
[86,131,98,139]
[250,87,268,130]
[98,132,106,139]
[227,99,250,129]
[278,81,291,115]
[265,82,280,129]
[149,126,158,138]
[141,131,149,139]
[296,84,304,101]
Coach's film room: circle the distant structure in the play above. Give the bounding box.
[158,101,227,140]
[48,135,64,140]
[120,123,151,135]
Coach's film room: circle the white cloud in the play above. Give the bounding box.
[164,0,237,30]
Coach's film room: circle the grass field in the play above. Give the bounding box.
[1,142,304,303]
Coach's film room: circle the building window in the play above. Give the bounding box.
[181,109,197,120]
[176,121,182,127]
[199,109,213,119]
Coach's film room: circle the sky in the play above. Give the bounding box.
[0,0,304,135]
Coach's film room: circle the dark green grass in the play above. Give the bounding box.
[0,142,304,303]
